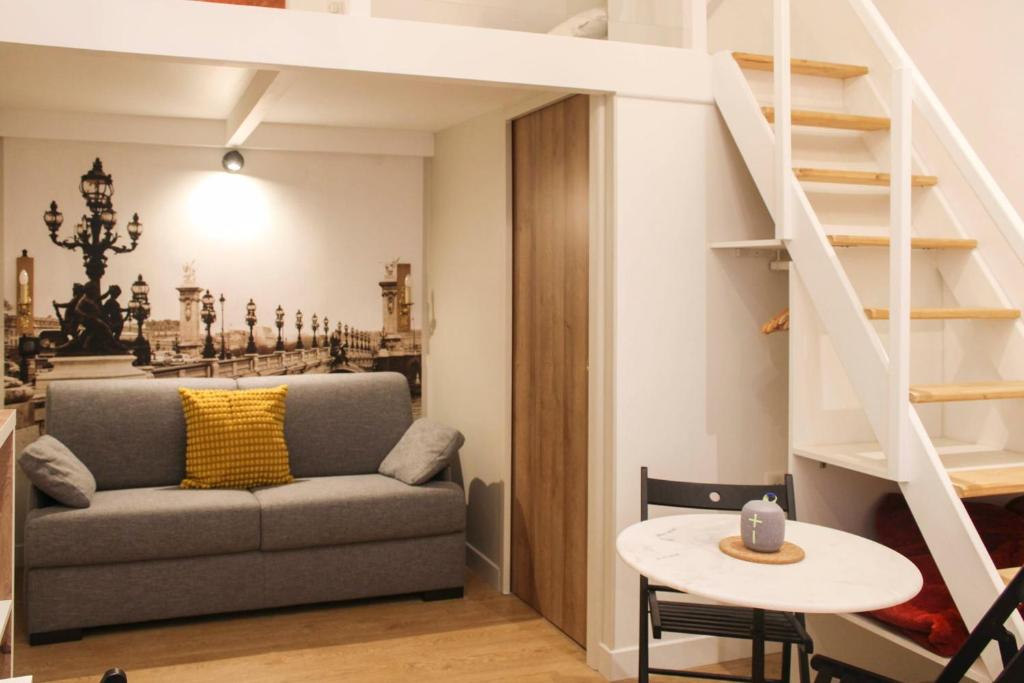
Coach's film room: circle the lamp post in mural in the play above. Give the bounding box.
[245,299,258,355]
[201,290,217,359]
[275,305,285,352]
[218,293,227,360]
[127,274,152,366]
[43,158,144,355]
[323,316,330,348]
[311,313,320,348]
[295,310,304,350]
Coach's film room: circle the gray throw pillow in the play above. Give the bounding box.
[379,418,464,486]
[18,435,96,508]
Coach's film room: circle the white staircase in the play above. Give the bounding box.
[712,0,1024,678]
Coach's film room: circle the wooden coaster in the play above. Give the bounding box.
[719,536,805,565]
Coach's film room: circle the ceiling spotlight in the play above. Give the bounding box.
[222,150,245,173]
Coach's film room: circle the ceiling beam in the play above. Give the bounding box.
[0,108,434,157]
[225,69,291,148]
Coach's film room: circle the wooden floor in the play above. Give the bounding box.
[15,572,774,682]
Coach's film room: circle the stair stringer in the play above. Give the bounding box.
[712,50,1022,675]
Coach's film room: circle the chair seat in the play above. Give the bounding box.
[652,597,811,645]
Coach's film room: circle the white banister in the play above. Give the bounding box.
[773,0,792,240]
[847,0,1024,267]
[887,64,912,481]
[912,76,1024,265]
[684,0,707,52]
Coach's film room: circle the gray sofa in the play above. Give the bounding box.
[25,373,465,644]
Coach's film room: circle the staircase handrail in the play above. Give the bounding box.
[847,0,1024,266]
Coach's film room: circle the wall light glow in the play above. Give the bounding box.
[187,172,271,243]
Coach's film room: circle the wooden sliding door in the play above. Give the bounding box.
[511,95,589,646]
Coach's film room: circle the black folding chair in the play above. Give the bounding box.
[811,565,1024,683]
[639,467,812,683]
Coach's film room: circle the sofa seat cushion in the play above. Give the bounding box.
[25,486,260,568]
[254,474,465,551]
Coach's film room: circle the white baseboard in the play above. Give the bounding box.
[465,542,501,590]
[598,634,781,681]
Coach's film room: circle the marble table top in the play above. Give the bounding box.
[617,513,923,614]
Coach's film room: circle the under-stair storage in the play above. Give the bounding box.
[711,3,1024,678]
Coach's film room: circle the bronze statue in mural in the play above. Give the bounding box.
[42,159,144,356]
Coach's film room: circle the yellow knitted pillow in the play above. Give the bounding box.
[179,385,293,489]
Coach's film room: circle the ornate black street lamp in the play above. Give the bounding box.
[311,313,320,348]
[295,309,304,350]
[218,293,227,360]
[245,299,258,355]
[275,305,285,351]
[201,289,217,359]
[44,158,144,355]
[323,316,329,346]
[128,274,152,365]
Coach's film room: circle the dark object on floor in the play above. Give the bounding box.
[100,669,127,683]
[422,586,464,601]
[869,494,1024,655]
[638,468,812,683]
[811,565,1024,682]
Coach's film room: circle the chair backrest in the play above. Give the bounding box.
[938,567,1024,683]
[640,467,797,522]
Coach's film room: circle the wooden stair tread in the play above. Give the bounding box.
[999,567,1020,585]
[909,381,1024,403]
[763,107,890,131]
[864,307,1020,320]
[732,52,869,79]
[828,234,977,250]
[949,467,1024,498]
[795,167,938,187]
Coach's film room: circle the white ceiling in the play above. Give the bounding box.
[0,43,543,133]
[264,69,537,131]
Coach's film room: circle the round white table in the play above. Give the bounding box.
[617,514,923,682]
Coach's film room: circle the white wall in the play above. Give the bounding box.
[608,0,684,47]
[872,0,1024,217]
[600,96,785,679]
[3,138,423,334]
[289,0,604,33]
[422,101,517,588]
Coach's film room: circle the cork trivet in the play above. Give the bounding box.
[719,536,805,565]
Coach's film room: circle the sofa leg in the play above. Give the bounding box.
[29,628,82,645]
[422,586,464,602]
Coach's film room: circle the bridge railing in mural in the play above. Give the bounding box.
[149,346,376,380]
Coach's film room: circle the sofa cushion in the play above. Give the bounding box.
[46,378,238,490]
[379,418,464,486]
[18,435,96,508]
[253,474,464,551]
[25,486,260,568]
[238,373,412,477]
[179,385,293,489]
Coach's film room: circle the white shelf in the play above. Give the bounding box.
[838,614,988,682]
[793,441,890,479]
[709,239,785,250]
[793,437,1024,481]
